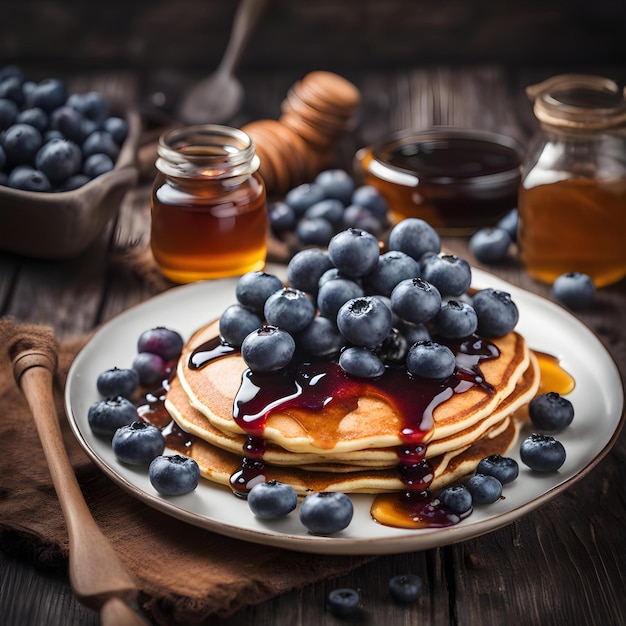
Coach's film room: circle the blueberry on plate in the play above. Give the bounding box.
[390,277,442,325]
[264,287,316,334]
[326,588,360,617]
[339,346,385,378]
[149,454,200,496]
[466,474,503,504]
[218,303,263,348]
[316,277,364,319]
[438,484,473,515]
[388,217,441,262]
[112,421,165,465]
[287,247,333,296]
[528,392,574,432]
[314,168,355,204]
[472,288,519,337]
[363,250,421,298]
[137,327,184,361]
[552,272,595,310]
[96,366,139,398]
[299,491,353,535]
[336,296,392,349]
[88,396,138,437]
[241,325,295,372]
[132,352,167,388]
[328,228,380,278]
[235,270,284,316]
[476,454,519,485]
[406,340,456,380]
[296,316,344,359]
[469,227,512,263]
[496,208,519,241]
[420,253,472,297]
[433,300,478,339]
[389,574,423,604]
[247,480,298,519]
[520,433,566,472]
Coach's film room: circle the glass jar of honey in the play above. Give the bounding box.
[150,125,267,283]
[518,74,626,287]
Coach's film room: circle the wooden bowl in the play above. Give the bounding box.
[0,109,141,259]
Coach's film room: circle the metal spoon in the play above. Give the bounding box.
[178,0,269,125]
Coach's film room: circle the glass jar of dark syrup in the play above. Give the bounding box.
[518,74,626,287]
[151,125,267,283]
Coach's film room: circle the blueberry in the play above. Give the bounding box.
[0,98,19,130]
[388,218,441,261]
[27,78,67,112]
[218,303,263,348]
[137,327,184,361]
[285,182,325,215]
[469,227,512,263]
[96,366,139,398]
[326,588,360,617]
[406,340,456,380]
[438,484,473,514]
[363,250,421,298]
[49,105,85,143]
[314,168,355,204]
[132,351,167,387]
[268,201,296,232]
[303,198,344,227]
[316,277,364,319]
[0,65,25,82]
[82,130,120,161]
[476,455,519,485]
[342,204,386,236]
[351,185,388,218]
[420,253,472,297]
[466,473,503,504]
[296,316,344,358]
[299,491,354,535]
[339,346,385,378]
[496,208,519,242]
[528,392,574,432]
[389,574,423,604]
[472,288,519,337]
[72,91,109,122]
[296,216,334,246]
[148,454,200,496]
[328,228,380,278]
[44,129,64,142]
[398,320,431,345]
[83,153,114,178]
[318,267,348,289]
[1,123,43,165]
[103,116,129,144]
[264,287,316,334]
[88,396,138,437]
[59,174,90,191]
[236,271,284,316]
[247,480,298,518]
[0,144,5,170]
[7,166,51,191]
[287,248,333,295]
[0,76,25,106]
[241,325,296,372]
[337,296,393,348]
[390,277,442,324]
[552,272,595,310]
[375,326,409,363]
[433,300,478,339]
[112,421,166,465]
[16,107,48,133]
[35,138,82,184]
[520,433,566,472]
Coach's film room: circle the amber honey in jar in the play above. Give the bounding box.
[355,128,522,234]
[518,74,626,287]
[150,125,267,283]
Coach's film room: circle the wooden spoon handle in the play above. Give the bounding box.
[12,349,149,625]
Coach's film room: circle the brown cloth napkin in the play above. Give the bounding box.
[0,317,375,625]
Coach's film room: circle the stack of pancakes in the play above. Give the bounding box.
[164,320,540,496]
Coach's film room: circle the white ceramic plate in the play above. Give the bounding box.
[65,267,625,555]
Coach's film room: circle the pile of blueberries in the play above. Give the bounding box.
[0,65,128,192]
[269,168,390,248]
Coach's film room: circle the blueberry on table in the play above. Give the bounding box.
[299,491,354,535]
[438,484,473,515]
[472,288,519,337]
[390,277,442,325]
[433,300,478,339]
[264,287,316,334]
[336,296,393,349]
[236,271,284,316]
[314,168,355,204]
[496,208,519,241]
[420,253,472,297]
[137,327,184,361]
[342,204,386,237]
[287,247,333,296]
[389,574,423,604]
[247,480,298,519]
[552,272,595,310]
[326,588,360,617]
[469,227,512,263]
[363,250,421,298]
[351,184,389,218]
[88,396,138,437]
[328,228,380,278]
[149,454,200,496]
[96,366,139,398]
[476,454,519,485]
[529,392,575,432]
[406,340,456,380]
[241,325,296,372]
[304,198,344,228]
[296,216,334,246]
[520,433,567,472]
[466,474,503,504]
[339,346,385,378]
[268,201,297,232]
[35,138,82,184]
[388,217,441,261]
[112,421,165,465]
[285,182,325,215]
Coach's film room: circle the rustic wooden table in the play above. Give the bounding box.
[1,66,625,625]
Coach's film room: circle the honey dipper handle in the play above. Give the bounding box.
[13,352,149,625]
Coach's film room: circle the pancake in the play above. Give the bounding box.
[175,320,531,456]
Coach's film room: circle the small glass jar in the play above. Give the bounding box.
[518,74,626,287]
[150,125,267,283]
